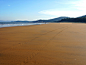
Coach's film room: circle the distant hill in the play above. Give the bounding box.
[14,21,31,23]
[1,15,86,24]
[31,17,69,23]
[6,16,69,23]
[77,15,86,18]
[48,17,69,22]
[58,15,86,23]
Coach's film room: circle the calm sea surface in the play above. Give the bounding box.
[0,23,46,28]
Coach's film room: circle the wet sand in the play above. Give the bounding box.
[0,23,86,65]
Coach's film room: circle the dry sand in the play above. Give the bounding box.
[0,23,86,65]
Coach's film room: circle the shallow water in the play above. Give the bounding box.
[0,23,46,28]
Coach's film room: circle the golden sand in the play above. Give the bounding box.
[0,23,86,65]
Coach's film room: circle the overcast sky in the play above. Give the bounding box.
[0,0,86,21]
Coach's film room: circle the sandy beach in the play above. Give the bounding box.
[0,23,86,65]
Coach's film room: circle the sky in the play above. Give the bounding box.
[0,0,86,21]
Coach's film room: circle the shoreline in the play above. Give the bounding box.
[0,23,46,28]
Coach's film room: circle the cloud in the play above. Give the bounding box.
[16,19,29,21]
[71,0,86,11]
[39,0,86,17]
[39,10,86,17]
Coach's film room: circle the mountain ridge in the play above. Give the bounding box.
[14,16,69,23]
[0,15,86,23]
[58,15,86,23]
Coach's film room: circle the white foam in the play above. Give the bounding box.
[0,23,46,28]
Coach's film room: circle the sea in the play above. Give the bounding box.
[0,23,46,28]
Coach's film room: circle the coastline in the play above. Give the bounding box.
[0,23,46,28]
[0,23,86,65]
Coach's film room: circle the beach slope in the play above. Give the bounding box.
[0,23,86,65]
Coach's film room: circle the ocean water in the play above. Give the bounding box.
[0,23,46,28]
